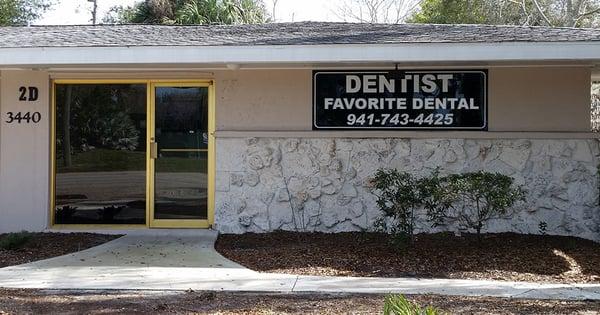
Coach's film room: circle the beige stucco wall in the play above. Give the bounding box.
[215,70,311,131]
[489,67,591,132]
[214,67,592,132]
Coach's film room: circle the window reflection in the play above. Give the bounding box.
[54,84,147,225]
[154,87,209,220]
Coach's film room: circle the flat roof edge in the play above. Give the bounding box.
[0,42,599,66]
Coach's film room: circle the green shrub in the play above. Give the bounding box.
[0,231,33,250]
[371,169,422,244]
[371,169,526,242]
[383,294,441,315]
[431,171,526,237]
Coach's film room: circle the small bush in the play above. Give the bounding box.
[430,172,526,237]
[371,169,422,245]
[383,294,441,315]
[0,231,33,250]
[371,169,526,242]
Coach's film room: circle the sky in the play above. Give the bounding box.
[37,0,347,25]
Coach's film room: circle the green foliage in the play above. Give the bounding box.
[371,169,422,244]
[431,171,526,236]
[419,169,455,221]
[383,294,441,315]
[0,231,33,250]
[56,85,141,154]
[409,0,600,27]
[176,0,267,24]
[0,0,53,26]
[409,0,491,24]
[372,169,526,242]
[102,5,138,24]
[105,0,268,25]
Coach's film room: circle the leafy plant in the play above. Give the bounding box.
[383,294,441,315]
[371,169,526,243]
[105,0,269,25]
[55,205,77,224]
[0,231,32,250]
[429,171,526,238]
[419,169,455,225]
[0,0,53,26]
[371,169,422,245]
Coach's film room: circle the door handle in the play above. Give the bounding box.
[150,142,158,159]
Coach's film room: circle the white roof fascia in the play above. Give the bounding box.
[0,42,599,66]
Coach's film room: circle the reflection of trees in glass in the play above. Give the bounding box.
[155,87,208,149]
[56,85,144,166]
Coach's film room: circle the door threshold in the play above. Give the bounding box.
[46,227,216,236]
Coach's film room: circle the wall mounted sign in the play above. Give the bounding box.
[313,70,487,130]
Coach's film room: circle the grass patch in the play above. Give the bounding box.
[57,149,145,172]
[384,294,440,315]
[0,231,33,250]
[57,148,207,173]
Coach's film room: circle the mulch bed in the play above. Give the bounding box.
[0,289,599,315]
[0,233,121,268]
[216,231,600,284]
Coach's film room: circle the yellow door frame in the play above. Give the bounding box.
[149,81,214,228]
[50,79,215,229]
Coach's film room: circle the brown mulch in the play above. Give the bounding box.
[0,233,121,268]
[0,289,599,315]
[215,231,600,284]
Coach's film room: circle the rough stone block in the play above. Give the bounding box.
[214,137,600,241]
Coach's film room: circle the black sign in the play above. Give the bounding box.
[313,70,487,130]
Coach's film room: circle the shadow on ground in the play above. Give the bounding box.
[216,231,600,284]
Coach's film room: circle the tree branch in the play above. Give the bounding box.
[577,6,600,18]
[532,0,554,26]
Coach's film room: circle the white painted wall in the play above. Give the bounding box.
[0,70,50,233]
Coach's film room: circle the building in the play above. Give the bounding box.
[0,22,598,241]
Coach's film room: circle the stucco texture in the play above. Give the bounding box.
[214,67,591,132]
[0,70,50,233]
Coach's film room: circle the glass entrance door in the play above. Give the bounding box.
[149,83,212,228]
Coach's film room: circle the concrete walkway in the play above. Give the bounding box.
[0,229,599,301]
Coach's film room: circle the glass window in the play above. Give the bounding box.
[54,84,147,225]
[154,86,209,220]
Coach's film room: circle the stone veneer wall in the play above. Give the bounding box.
[215,138,600,241]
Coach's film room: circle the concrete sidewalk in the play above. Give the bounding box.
[0,230,598,301]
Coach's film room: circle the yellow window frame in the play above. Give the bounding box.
[50,79,216,229]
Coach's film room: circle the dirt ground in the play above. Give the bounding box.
[0,289,599,315]
[216,231,600,284]
[0,233,121,268]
